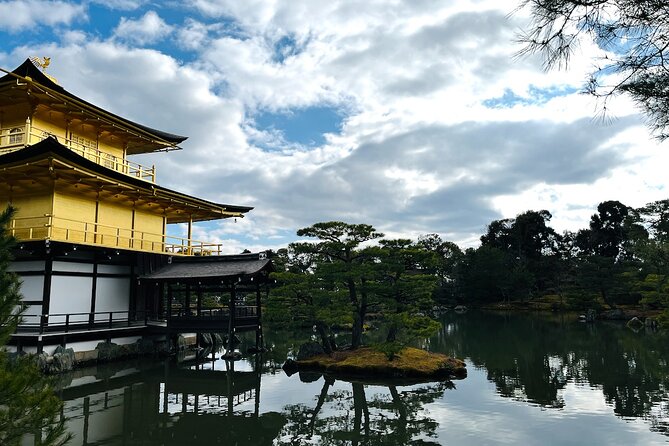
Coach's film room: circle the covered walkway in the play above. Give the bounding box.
[140,252,273,351]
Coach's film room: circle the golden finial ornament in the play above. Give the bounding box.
[30,56,50,71]
[29,56,58,84]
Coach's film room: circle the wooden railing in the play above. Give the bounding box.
[9,214,224,256]
[16,310,148,334]
[12,307,259,335]
[0,124,156,182]
[168,306,258,319]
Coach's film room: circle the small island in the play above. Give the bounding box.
[290,347,467,382]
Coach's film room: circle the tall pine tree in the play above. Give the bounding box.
[0,206,70,446]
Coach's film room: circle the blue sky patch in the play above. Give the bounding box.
[483,85,578,109]
[272,34,304,63]
[252,105,346,148]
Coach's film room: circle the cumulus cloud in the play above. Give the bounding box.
[0,0,84,32]
[113,10,173,45]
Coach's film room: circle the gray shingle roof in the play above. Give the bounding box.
[140,253,272,281]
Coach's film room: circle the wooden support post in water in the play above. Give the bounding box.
[227,282,236,354]
[226,360,234,417]
[254,353,261,417]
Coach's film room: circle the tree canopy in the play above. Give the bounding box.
[270,221,441,354]
[518,0,669,139]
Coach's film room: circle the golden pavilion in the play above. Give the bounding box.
[0,58,271,359]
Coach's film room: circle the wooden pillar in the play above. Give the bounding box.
[255,283,262,349]
[129,264,136,320]
[166,283,173,320]
[40,253,53,348]
[89,261,98,326]
[227,283,236,353]
[130,208,136,249]
[196,282,202,317]
[185,283,191,316]
[93,194,100,244]
[187,216,193,255]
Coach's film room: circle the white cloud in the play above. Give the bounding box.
[176,19,212,51]
[113,10,173,45]
[91,0,146,10]
[9,0,666,250]
[0,0,85,32]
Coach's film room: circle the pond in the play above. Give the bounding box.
[48,311,669,445]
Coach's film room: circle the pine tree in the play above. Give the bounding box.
[0,206,70,446]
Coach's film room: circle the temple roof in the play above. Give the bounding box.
[0,137,252,223]
[0,59,187,154]
[140,252,272,281]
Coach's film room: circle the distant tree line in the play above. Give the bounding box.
[268,199,669,351]
[456,199,669,318]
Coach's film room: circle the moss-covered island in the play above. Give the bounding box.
[290,347,467,382]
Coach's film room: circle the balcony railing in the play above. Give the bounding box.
[16,310,149,334]
[12,307,258,335]
[10,214,224,256]
[0,124,156,182]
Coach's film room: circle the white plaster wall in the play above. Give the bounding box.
[53,261,94,273]
[94,277,130,321]
[9,260,45,272]
[17,275,44,301]
[23,303,42,316]
[98,264,130,274]
[50,276,92,324]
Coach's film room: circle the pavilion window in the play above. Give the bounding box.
[8,127,23,145]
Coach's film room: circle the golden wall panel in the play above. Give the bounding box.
[97,201,133,248]
[133,210,164,252]
[52,191,96,243]
[10,193,53,240]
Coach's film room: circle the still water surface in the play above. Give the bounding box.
[54,312,669,445]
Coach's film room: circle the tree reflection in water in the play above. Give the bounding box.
[431,311,669,434]
[277,372,456,445]
[47,314,669,445]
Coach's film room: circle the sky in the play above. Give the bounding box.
[0,0,667,253]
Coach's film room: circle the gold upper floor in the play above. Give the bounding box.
[0,59,251,255]
[0,117,156,182]
[0,58,188,184]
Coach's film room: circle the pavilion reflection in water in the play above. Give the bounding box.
[52,352,285,446]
